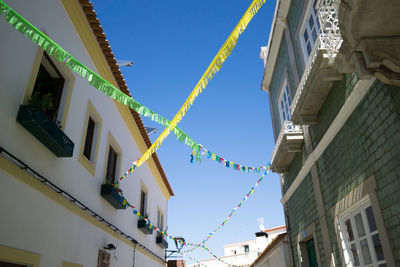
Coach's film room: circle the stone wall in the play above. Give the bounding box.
[315,81,400,265]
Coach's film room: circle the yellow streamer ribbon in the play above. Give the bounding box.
[134,0,267,169]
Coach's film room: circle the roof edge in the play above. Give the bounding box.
[77,0,174,196]
[260,0,292,93]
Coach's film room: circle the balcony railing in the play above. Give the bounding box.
[16,104,74,157]
[318,0,342,63]
[270,121,304,173]
[289,0,343,124]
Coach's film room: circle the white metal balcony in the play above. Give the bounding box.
[270,121,304,173]
[290,0,343,125]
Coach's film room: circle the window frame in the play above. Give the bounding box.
[157,208,164,231]
[79,100,102,176]
[338,197,387,266]
[277,77,292,128]
[298,0,320,65]
[23,47,75,130]
[140,188,148,217]
[331,175,395,266]
[102,132,122,185]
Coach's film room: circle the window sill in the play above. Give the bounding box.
[78,154,95,176]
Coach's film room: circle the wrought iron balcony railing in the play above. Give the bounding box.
[290,0,343,124]
[270,121,304,173]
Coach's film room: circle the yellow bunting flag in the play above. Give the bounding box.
[132,0,267,169]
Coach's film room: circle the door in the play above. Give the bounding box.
[306,238,318,267]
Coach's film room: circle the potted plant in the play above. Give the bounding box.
[16,92,74,157]
[156,227,168,249]
[137,213,153,235]
[29,92,54,112]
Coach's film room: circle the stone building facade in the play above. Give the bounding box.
[260,0,400,266]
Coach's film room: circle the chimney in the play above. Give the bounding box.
[255,218,268,251]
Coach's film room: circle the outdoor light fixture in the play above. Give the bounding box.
[174,236,185,252]
[165,236,185,259]
[104,243,117,250]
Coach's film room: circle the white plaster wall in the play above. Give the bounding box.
[224,239,257,256]
[0,0,169,265]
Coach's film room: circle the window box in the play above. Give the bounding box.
[156,235,168,249]
[137,219,153,235]
[16,104,74,157]
[100,183,126,210]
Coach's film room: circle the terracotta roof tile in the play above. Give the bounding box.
[78,0,174,196]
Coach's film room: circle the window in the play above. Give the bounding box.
[157,209,164,231]
[300,0,320,62]
[105,145,118,184]
[30,52,65,122]
[339,199,386,266]
[244,245,249,253]
[278,79,292,127]
[140,190,147,216]
[79,101,102,175]
[83,117,96,161]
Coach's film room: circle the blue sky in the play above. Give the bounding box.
[92,0,282,263]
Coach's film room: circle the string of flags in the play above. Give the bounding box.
[0,0,198,169]
[183,165,270,252]
[180,249,250,267]
[113,184,248,267]
[1,1,270,265]
[126,0,268,173]
[0,0,269,183]
[191,144,270,174]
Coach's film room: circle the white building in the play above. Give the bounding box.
[188,226,286,267]
[250,232,293,267]
[0,0,173,266]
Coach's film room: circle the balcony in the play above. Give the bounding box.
[290,1,343,124]
[16,104,74,157]
[100,183,127,210]
[270,121,304,173]
[156,235,168,249]
[290,39,343,124]
[138,219,153,235]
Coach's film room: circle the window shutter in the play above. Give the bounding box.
[98,250,110,267]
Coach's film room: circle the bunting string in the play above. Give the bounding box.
[0,0,200,159]
[112,162,269,254]
[183,164,270,252]
[180,250,249,267]
[123,0,268,174]
[113,185,247,267]
[1,2,269,265]
[0,0,268,182]
[192,144,269,174]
